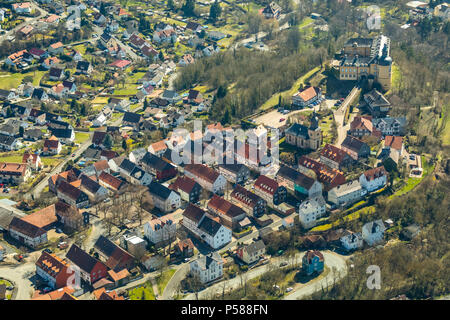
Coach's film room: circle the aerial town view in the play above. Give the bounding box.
[0,0,448,308]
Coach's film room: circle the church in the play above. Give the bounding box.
[284,112,322,150]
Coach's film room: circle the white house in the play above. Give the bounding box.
[184,164,227,195]
[8,217,48,248]
[340,231,364,251]
[147,181,181,213]
[298,196,327,229]
[92,113,107,127]
[182,204,232,249]
[328,180,367,207]
[359,166,388,192]
[189,252,224,284]
[143,214,177,246]
[362,219,386,246]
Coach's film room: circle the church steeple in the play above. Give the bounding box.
[310,111,319,130]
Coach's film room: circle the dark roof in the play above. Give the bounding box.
[218,163,247,175]
[83,147,102,160]
[76,61,91,71]
[66,244,102,274]
[141,152,173,172]
[182,203,205,223]
[169,176,199,194]
[32,88,47,100]
[245,240,265,255]
[9,216,46,238]
[80,175,102,193]
[320,144,351,164]
[148,181,172,200]
[49,67,63,78]
[341,135,367,152]
[277,165,316,189]
[50,128,73,139]
[94,235,118,257]
[230,185,264,208]
[198,215,223,236]
[119,158,136,173]
[208,195,245,218]
[285,123,310,138]
[92,131,107,145]
[57,180,85,201]
[186,21,201,31]
[0,133,17,146]
[122,112,142,124]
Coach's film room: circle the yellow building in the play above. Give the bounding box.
[338,35,392,91]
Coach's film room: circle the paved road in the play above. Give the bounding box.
[0,1,49,43]
[334,86,360,146]
[181,251,347,300]
[92,25,140,62]
[0,259,38,300]
[28,132,93,199]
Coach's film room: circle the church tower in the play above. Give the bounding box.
[308,112,322,150]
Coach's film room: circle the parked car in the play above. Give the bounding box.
[286,287,293,292]
[279,262,288,267]
[43,248,53,254]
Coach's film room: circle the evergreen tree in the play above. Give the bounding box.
[104,134,113,149]
[209,1,222,22]
[168,0,175,11]
[182,0,195,17]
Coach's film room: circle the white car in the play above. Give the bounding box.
[286,287,293,292]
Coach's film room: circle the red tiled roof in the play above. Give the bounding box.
[384,136,403,151]
[320,144,350,164]
[254,175,279,196]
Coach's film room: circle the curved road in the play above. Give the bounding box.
[180,251,347,300]
[283,251,348,300]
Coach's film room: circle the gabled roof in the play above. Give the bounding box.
[21,204,58,229]
[169,175,199,194]
[92,131,107,145]
[141,152,174,172]
[98,171,126,190]
[123,112,142,124]
[244,240,265,255]
[277,165,316,189]
[198,215,224,236]
[9,217,46,238]
[184,164,220,184]
[341,135,368,152]
[384,136,403,151]
[230,185,264,208]
[147,181,173,200]
[362,166,387,181]
[320,144,350,164]
[254,175,280,196]
[182,203,206,224]
[57,180,86,201]
[208,195,245,218]
[66,244,104,274]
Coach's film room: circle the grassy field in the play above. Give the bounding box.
[156,268,176,295]
[128,281,156,300]
[440,103,450,146]
[0,70,46,90]
[260,66,321,111]
[390,156,434,198]
[74,132,90,144]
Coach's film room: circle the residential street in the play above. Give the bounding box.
[28,132,93,199]
[181,251,348,300]
[0,257,39,300]
[283,251,348,300]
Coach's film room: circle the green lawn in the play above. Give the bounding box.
[260,66,321,110]
[391,156,434,197]
[128,282,156,300]
[0,155,23,163]
[74,132,90,144]
[156,268,176,295]
[0,70,47,90]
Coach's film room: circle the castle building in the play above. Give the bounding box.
[338,35,392,91]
